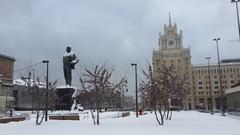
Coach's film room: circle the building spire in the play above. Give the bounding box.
[169,12,172,26]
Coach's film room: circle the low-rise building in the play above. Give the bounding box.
[192,60,240,110]
[0,54,15,111]
[13,79,46,110]
[13,79,33,110]
[225,85,240,113]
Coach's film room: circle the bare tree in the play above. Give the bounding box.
[79,65,127,125]
[25,78,57,125]
[139,64,188,125]
[35,79,57,125]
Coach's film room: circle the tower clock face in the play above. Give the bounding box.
[168,40,175,48]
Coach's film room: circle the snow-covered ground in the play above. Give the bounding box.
[1,111,240,135]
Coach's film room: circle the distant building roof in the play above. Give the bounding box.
[193,58,240,68]
[225,86,240,94]
[221,58,240,63]
[0,53,16,61]
[193,62,240,68]
[231,83,240,88]
[13,79,46,88]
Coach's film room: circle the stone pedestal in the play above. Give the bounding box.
[55,86,77,110]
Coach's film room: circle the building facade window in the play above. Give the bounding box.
[229,80,235,88]
[197,79,204,91]
[213,79,219,91]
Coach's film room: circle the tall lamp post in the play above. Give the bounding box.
[213,38,225,116]
[205,57,214,115]
[42,60,49,121]
[231,0,240,40]
[131,63,138,117]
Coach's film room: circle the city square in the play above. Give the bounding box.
[0,0,240,134]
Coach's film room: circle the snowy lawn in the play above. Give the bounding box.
[0,111,240,135]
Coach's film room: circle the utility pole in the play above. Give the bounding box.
[32,69,35,114]
[42,60,49,121]
[131,63,138,117]
[213,38,225,116]
[231,0,240,40]
[27,72,32,113]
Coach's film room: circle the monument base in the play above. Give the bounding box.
[49,114,79,120]
[55,85,77,111]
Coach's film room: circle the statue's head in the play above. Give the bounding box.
[66,46,71,53]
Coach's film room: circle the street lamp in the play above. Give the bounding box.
[213,38,225,116]
[42,60,49,121]
[205,57,214,115]
[131,63,139,117]
[231,0,240,40]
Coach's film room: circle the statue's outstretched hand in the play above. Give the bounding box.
[71,59,79,64]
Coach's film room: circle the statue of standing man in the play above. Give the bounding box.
[63,46,79,86]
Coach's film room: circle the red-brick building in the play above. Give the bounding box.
[0,53,15,111]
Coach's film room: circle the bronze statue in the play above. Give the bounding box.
[63,46,78,85]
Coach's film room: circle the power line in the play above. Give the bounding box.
[14,62,42,73]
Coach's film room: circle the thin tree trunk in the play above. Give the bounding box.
[154,108,162,125]
[90,109,96,125]
[36,109,39,125]
[36,109,45,125]
[37,111,45,125]
[163,108,166,118]
[169,110,172,120]
[96,108,100,125]
[166,107,170,120]
[159,107,164,125]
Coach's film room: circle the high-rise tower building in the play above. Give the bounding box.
[152,14,194,109]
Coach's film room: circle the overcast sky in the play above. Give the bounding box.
[1,0,240,95]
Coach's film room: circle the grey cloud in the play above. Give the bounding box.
[0,0,240,95]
